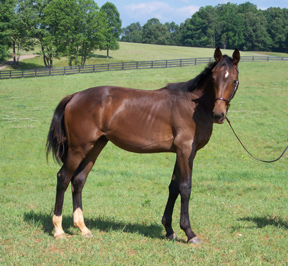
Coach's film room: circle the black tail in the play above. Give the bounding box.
[46,94,74,164]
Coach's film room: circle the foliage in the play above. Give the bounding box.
[264,7,288,52]
[99,2,122,58]
[121,22,142,43]
[42,0,107,66]
[142,18,171,45]
[33,0,59,68]
[121,3,288,53]
[0,0,15,62]
[180,6,219,48]
[3,0,36,67]
[0,0,114,67]
[76,0,107,66]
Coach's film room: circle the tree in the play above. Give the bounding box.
[32,0,56,68]
[100,2,122,58]
[73,0,108,65]
[43,0,83,66]
[121,22,142,43]
[216,3,245,49]
[142,18,171,45]
[165,22,180,45]
[241,10,271,51]
[5,0,36,67]
[0,0,15,62]
[264,7,288,52]
[180,6,218,48]
[41,0,107,66]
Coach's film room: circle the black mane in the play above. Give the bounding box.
[166,55,233,93]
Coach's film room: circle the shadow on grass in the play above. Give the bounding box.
[23,210,164,239]
[238,215,288,229]
[89,54,113,59]
[11,61,44,70]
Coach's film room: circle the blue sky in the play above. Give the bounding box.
[95,0,288,27]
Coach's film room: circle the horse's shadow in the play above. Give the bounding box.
[23,210,164,239]
[238,215,288,229]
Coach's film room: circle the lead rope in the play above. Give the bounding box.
[226,117,288,163]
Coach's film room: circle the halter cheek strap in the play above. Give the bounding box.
[215,69,239,108]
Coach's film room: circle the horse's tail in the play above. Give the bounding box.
[46,94,74,164]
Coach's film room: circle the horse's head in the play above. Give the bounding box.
[212,47,240,124]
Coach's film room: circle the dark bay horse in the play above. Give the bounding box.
[47,48,240,243]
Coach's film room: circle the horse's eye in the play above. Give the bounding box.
[233,80,238,85]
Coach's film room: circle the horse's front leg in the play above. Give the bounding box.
[162,162,180,240]
[177,147,201,244]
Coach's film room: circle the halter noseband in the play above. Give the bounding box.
[215,68,239,109]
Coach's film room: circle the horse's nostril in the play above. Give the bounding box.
[212,112,225,120]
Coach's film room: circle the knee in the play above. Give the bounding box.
[168,181,179,196]
[56,170,69,191]
[71,176,85,193]
[179,183,191,198]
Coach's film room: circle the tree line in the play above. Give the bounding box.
[121,2,288,53]
[1,1,288,68]
[0,0,121,67]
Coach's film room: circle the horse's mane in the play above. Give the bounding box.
[166,55,233,93]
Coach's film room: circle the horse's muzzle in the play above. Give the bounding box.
[212,111,225,124]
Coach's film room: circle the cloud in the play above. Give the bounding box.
[176,5,199,19]
[123,1,199,25]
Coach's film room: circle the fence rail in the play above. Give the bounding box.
[0,56,287,80]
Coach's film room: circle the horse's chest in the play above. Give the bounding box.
[194,123,213,151]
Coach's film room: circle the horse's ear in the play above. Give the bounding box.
[233,48,240,65]
[214,47,222,63]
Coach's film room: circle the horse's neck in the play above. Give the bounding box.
[188,88,204,99]
[188,77,215,110]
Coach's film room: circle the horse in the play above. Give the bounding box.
[46,47,240,244]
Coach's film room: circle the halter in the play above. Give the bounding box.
[215,68,239,109]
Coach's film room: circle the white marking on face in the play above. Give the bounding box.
[225,70,229,78]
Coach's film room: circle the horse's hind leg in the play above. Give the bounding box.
[71,138,108,237]
[162,162,180,240]
[53,149,84,239]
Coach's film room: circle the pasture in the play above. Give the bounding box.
[0,52,287,264]
[4,42,257,70]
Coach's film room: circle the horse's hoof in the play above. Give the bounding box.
[54,233,66,240]
[83,232,93,238]
[188,237,201,244]
[167,233,177,241]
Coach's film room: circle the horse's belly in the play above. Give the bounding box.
[106,129,175,153]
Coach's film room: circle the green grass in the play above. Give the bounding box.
[0,52,287,265]
[4,42,271,70]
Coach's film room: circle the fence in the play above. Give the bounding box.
[0,56,288,80]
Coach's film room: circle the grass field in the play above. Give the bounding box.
[3,42,268,70]
[0,45,287,265]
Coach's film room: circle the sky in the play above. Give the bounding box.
[95,0,288,27]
